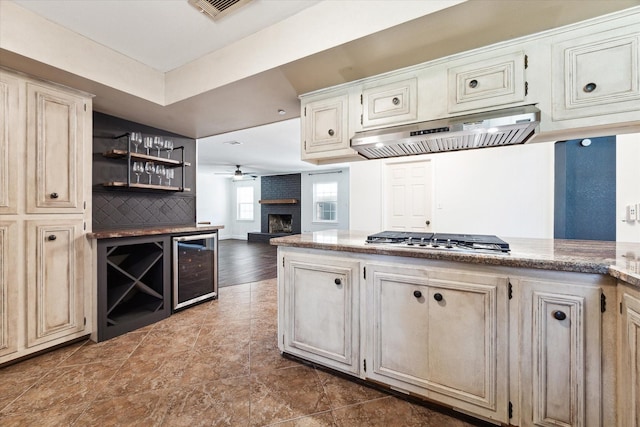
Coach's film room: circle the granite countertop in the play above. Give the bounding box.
[270,230,640,287]
[88,225,224,239]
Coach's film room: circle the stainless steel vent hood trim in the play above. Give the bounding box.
[351,105,540,159]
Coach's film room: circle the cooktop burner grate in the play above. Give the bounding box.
[366,231,510,252]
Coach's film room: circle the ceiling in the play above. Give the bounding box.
[3,0,638,175]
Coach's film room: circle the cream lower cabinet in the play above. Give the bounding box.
[279,251,360,375]
[26,220,86,348]
[619,285,640,427]
[0,221,18,358]
[364,262,510,425]
[517,279,603,427]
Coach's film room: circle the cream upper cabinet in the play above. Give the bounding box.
[619,285,640,427]
[0,70,22,215]
[26,219,85,348]
[365,263,509,424]
[280,251,360,375]
[26,81,86,214]
[447,51,527,114]
[362,75,418,128]
[551,22,640,122]
[518,279,603,427]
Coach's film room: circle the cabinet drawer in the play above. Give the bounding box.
[552,25,640,120]
[448,51,526,113]
[362,77,417,128]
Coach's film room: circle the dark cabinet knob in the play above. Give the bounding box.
[413,290,422,298]
[328,129,335,136]
[392,97,400,105]
[334,278,342,285]
[433,293,443,302]
[552,310,567,321]
[469,79,478,88]
[583,82,597,93]
[47,235,57,241]
[50,192,59,199]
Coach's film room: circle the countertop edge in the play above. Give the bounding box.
[88,225,224,239]
[271,235,640,287]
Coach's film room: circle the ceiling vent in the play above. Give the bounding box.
[188,0,253,21]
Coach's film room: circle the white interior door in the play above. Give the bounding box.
[383,159,433,232]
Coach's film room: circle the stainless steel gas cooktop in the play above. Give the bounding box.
[365,231,510,253]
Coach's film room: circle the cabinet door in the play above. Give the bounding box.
[552,25,640,121]
[26,82,86,214]
[302,92,349,155]
[519,280,601,427]
[448,51,526,113]
[362,77,418,128]
[282,253,359,374]
[620,289,640,427]
[26,220,85,347]
[366,264,509,423]
[0,221,18,357]
[0,70,22,215]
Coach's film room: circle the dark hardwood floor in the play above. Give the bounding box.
[218,239,278,287]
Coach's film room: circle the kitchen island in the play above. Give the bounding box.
[271,230,639,427]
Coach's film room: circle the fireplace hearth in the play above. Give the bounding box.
[269,214,292,234]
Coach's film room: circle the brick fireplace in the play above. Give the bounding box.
[248,174,301,243]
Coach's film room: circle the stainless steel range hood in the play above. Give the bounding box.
[351,105,540,159]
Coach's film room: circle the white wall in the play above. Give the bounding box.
[196,165,232,239]
[350,142,555,238]
[301,168,350,233]
[617,133,640,243]
[197,166,261,240]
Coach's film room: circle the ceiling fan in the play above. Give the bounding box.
[215,165,258,180]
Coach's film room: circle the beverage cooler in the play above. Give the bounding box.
[172,233,218,311]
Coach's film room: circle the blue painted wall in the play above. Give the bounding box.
[554,136,616,241]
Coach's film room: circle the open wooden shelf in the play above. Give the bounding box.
[103,149,191,167]
[259,199,298,204]
[103,181,190,192]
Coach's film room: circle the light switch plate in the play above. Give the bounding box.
[627,204,638,221]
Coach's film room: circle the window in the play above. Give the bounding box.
[236,186,254,220]
[313,182,338,222]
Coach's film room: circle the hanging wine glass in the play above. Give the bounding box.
[164,139,173,159]
[145,162,155,184]
[130,132,142,153]
[155,164,165,186]
[132,161,144,184]
[143,137,153,155]
[165,168,174,186]
[153,136,164,157]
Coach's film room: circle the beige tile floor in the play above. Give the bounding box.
[0,279,484,426]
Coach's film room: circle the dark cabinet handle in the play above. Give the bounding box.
[50,192,59,199]
[433,293,443,302]
[583,82,597,93]
[47,235,57,241]
[552,310,567,321]
[469,79,478,89]
[334,278,342,285]
[328,129,335,136]
[413,290,422,298]
[392,97,400,105]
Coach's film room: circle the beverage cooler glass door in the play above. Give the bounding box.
[172,233,218,311]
